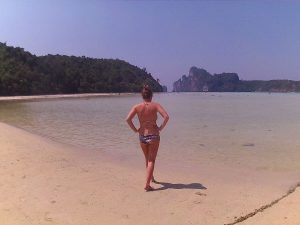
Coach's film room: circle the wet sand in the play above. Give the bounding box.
[0,93,127,102]
[0,122,299,225]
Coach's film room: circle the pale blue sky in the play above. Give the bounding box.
[1,0,300,89]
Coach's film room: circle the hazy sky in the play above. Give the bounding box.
[1,0,300,89]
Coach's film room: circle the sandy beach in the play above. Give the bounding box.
[0,121,299,225]
[0,93,129,102]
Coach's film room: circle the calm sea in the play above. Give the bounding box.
[1,93,300,174]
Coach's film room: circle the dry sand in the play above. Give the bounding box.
[0,121,299,225]
[241,187,300,225]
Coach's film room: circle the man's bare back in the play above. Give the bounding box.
[135,102,160,136]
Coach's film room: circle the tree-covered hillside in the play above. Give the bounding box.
[0,42,163,96]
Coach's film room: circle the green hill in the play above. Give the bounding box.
[0,42,163,96]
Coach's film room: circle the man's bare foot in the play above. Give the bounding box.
[144,185,154,192]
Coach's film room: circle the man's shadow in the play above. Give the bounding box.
[153,180,207,191]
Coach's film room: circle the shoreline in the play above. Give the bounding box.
[0,93,136,102]
[1,91,299,102]
[0,92,299,104]
[0,121,299,225]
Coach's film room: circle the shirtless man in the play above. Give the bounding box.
[126,85,169,191]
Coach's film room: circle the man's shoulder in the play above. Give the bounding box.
[134,103,144,110]
[152,101,161,107]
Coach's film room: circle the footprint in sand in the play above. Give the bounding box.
[242,143,255,147]
[81,168,89,173]
[256,166,268,171]
[193,200,202,204]
[122,214,129,219]
[80,200,89,205]
[195,192,207,196]
[44,212,53,222]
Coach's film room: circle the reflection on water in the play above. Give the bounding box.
[1,93,300,173]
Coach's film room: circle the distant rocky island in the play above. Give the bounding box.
[173,67,300,92]
[0,42,163,96]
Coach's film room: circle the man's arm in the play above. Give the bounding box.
[126,106,138,133]
[157,104,169,131]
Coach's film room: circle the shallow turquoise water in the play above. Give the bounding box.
[1,92,300,173]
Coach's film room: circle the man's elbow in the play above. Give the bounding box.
[126,117,131,123]
[165,115,169,121]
